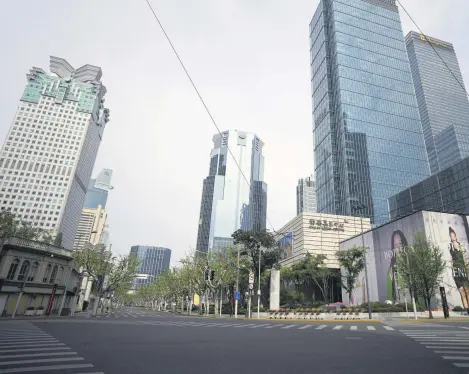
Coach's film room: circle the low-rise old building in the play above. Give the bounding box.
[0,237,81,316]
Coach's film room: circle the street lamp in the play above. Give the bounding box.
[352,204,372,320]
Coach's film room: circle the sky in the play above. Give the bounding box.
[1,0,468,266]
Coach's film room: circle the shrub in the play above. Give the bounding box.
[453,306,464,312]
[26,306,35,311]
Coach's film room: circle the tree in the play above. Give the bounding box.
[396,232,446,319]
[336,246,365,305]
[231,230,281,274]
[73,244,139,315]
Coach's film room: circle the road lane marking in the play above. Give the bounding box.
[350,326,357,331]
[0,347,71,353]
[316,325,327,330]
[425,346,469,349]
[434,351,469,354]
[0,352,77,359]
[0,357,84,366]
[264,325,281,329]
[367,326,376,331]
[281,325,296,329]
[333,326,343,330]
[0,364,94,373]
[383,326,395,330]
[298,325,312,330]
[0,343,65,349]
[453,363,469,367]
[460,327,469,330]
[248,324,270,328]
[442,356,469,360]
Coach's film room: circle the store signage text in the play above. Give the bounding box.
[420,35,449,48]
[309,219,345,232]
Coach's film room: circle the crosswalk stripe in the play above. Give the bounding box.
[316,325,327,330]
[367,326,376,331]
[0,339,58,344]
[425,346,469,349]
[383,326,394,331]
[264,325,281,329]
[0,343,65,349]
[298,325,312,330]
[333,325,343,330]
[453,363,469,367]
[442,356,469,360]
[281,325,296,329]
[0,347,71,354]
[434,351,469,354]
[350,326,357,331]
[0,352,77,359]
[0,363,94,373]
[460,327,469,330]
[0,357,84,366]
[249,324,270,328]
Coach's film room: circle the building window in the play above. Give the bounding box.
[43,264,52,283]
[6,259,20,280]
[17,260,30,281]
[49,265,58,284]
[28,261,39,282]
[56,266,64,285]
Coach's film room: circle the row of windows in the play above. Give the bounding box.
[332,1,401,30]
[7,259,64,285]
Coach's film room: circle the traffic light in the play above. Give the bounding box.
[210,270,215,281]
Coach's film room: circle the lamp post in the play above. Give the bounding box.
[235,245,240,319]
[352,204,372,320]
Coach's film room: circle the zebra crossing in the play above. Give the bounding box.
[78,310,160,319]
[0,322,103,373]
[401,328,469,371]
[43,318,396,332]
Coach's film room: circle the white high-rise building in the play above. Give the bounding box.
[296,176,316,215]
[0,56,110,249]
[196,130,267,253]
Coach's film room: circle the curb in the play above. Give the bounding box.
[398,318,469,323]
[246,318,383,323]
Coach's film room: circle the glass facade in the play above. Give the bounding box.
[195,130,267,252]
[310,0,430,225]
[296,176,317,214]
[406,32,469,174]
[388,156,469,220]
[130,245,171,290]
[83,169,113,209]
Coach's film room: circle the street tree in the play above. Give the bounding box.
[73,244,139,315]
[396,232,446,319]
[336,246,365,305]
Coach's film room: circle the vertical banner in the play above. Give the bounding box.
[46,284,58,316]
[440,287,449,319]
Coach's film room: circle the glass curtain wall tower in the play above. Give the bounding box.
[406,31,469,173]
[310,0,429,224]
[196,130,267,253]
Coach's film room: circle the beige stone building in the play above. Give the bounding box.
[276,212,371,268]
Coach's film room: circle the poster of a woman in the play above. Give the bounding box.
[387,230,408,302]
[449,226,469,309]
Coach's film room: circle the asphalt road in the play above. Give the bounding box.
[1,309,469,374]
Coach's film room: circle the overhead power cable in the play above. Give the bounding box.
[144,0,276,233]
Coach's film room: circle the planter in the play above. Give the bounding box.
[35,309,44,316]
[24,310,35,316]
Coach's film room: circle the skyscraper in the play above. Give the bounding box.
[310,0,429,224]
[0,56,110,249]
[296,176,317,214]
[405,32,469,173]
[130,246,171,291]
[196,130,267,252]
[84,168,113,209]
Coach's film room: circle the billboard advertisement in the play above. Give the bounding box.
[279,232,293,260]
[340,211,469,309]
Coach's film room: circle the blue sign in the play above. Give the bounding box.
[234,291,240,301]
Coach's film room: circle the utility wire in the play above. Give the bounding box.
[397,0,469,97]
[144,0,276,233]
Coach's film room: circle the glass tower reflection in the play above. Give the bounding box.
[196,130,267,252]
[310,0,430,224]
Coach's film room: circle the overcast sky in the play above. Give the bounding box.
[1,1,468,265]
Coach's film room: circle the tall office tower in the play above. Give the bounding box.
[130,246,171,291]
[406,32,469,173]
[84,168,113,209]
[296,176,317,214]
[73,205,107,250]
[196,130,267,253]
[0,56,110,249]
[310,0,429,224]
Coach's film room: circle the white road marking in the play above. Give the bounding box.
[350,326,357,331]
[0,364,94,373]
[0,357,84,366]
[442,356,469,360]
[425,346,469,349]
[0,343,65,349]
[316,325,327,330]
[434,351,469,354]
[453,363,469,367]
[281,325,296,329]
[248,324,270,328]
[0,347,71,353]
[264,325,281,329]
[333,326,343,330]
[298,325,312,330]
[367,326,376,331]
[383,326,395,331]
[0,352,77,359]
